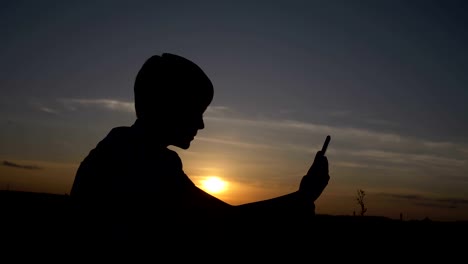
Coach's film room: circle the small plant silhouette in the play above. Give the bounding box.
[356,189,367,216]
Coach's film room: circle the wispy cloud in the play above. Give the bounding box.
[60,98,134,113]
[284,120,402,143]
[377,192,468,209]
[2,161,42,170]
[39,107,59,114]
[205,106,231,115]
[328,110,399,127]
[196,136,276,150]
[205,116,402,144]
[203,114,468,178]
[204,115,468,159]
[334,161,371,168]
[57,100,229,115]
[422,141,455,149]
[30,100,60,114]
[348,149,466,167]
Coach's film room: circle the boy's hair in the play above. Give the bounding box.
[134,53,214,119]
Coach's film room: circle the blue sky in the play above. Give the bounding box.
[1,0,467,221]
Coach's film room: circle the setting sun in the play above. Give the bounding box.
[201,176,228,194]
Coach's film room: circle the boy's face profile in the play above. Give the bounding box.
[144,88,211,150]
[163,104,208,150]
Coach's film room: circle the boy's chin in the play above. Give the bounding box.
[172,141,191,150]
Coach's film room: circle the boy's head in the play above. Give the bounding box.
[134,53,214,149]
[134,53,214,119]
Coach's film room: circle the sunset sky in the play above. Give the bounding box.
[1,0,467,221]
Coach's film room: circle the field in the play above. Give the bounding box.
[1,189,467,257]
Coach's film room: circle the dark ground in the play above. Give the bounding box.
[1,190,466,259]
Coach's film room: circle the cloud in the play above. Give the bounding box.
[2,161,42,170]
[58,99,229,115]
[327,109,399,127]
[204,116,402,144]
[204,114,468,157]
[196,136,276,150]
[334,161,372,168]
[205,106,231,115]
[60,98,134,113]
[422,141,455,149]
[347,149,466,167]
[39,107,59,114]
[377,192,468,209]
[30,100,60,114]
[461,148,468,154]
[202,114,468,178]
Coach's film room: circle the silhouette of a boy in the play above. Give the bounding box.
[70,53,330,240]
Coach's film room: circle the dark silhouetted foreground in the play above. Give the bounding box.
[2,189,467,258]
